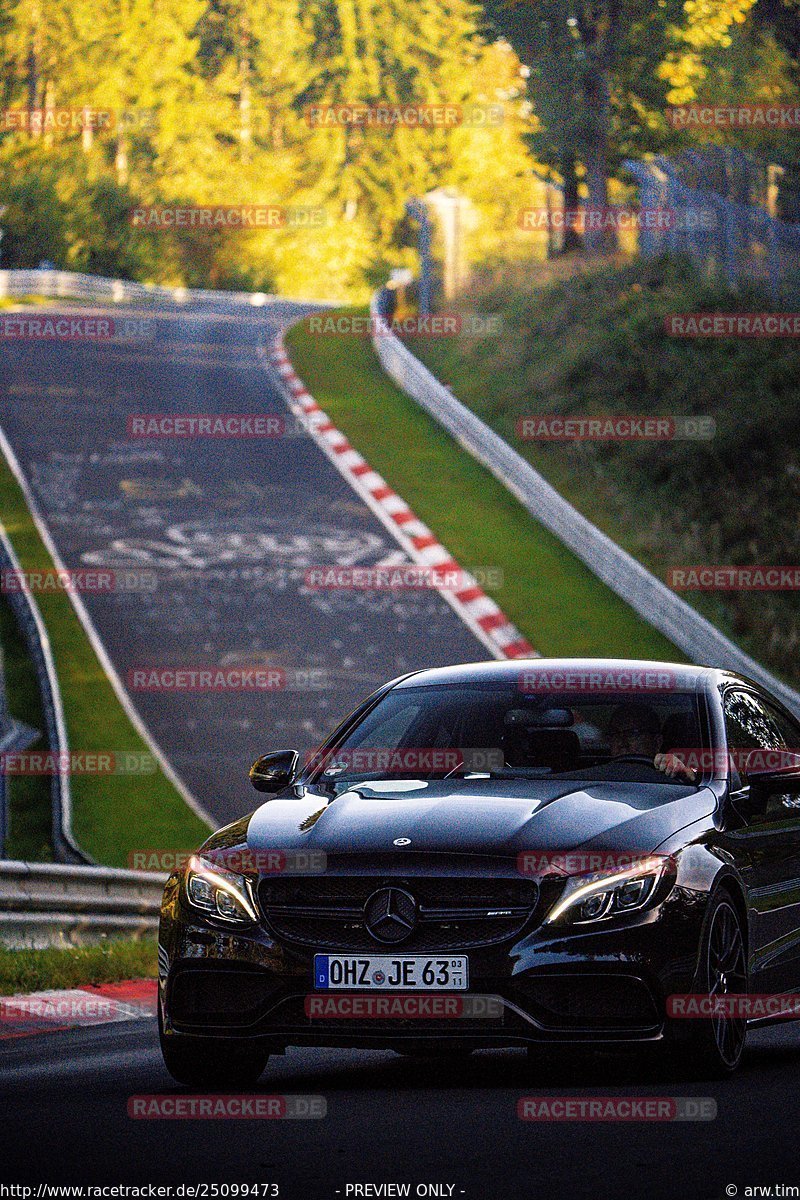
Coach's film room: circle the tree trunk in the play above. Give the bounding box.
[43,78,54,148]
[27,33,39,135]
[239,59,251,163]
[582,58,615,255]
[559,151,583,254]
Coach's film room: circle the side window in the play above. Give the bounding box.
[723,690,781,789]
[765,705,800,758]
[764,704,800,814]
[725,690,800,819]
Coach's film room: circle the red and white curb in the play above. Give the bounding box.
[269,333,536,661]
[0,979,156,1040]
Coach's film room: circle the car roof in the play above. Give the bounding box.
[391,658,759,697]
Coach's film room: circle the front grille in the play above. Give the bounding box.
[258,876,540,951]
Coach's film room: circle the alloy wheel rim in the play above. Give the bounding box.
[707,900,747,1066]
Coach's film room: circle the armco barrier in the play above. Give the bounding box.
[0,268,276,307]
[0,268,334,309]
[369,294,800,717]
[0,860,166,948]
[0,522,89,864]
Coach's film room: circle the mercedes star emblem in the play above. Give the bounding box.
[363,886,417,944]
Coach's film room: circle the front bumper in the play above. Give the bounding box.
[159,875,706,1050]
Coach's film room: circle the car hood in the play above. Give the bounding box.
[202,777,716,863]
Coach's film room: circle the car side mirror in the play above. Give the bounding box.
[249,750,299,794]
[742,749,800,809]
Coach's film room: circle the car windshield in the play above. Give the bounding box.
[308,681,707,790]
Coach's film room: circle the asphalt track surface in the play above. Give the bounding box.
[2,1018,800,1196]
[3,299,800,1196]
[0,298,484,822]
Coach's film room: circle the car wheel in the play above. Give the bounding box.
[159,999,269,1088]
[669,891,748,1077]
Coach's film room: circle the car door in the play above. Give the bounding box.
[722,688,800,994]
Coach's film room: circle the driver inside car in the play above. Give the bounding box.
[607,702,698,783]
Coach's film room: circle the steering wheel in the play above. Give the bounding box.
[605,754,657,765]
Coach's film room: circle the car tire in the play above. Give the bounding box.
[667,890,748,1078]
[159,999,269,1088]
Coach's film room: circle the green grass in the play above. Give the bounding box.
[0,450,211,865]
[285,312,682,662]
[0,938,156,995]
[0,596,53,861]
[0,296,54,309]
[406,255,800,687]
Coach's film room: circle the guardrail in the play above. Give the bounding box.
[0,522,90,864]
[0,860,166,948]
[369,294,800,718]
[0,268,278,307]
[0,648,40,860]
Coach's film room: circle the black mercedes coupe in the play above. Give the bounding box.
[158,658,800,1084]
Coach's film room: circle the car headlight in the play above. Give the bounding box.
[184,855,258,924]
[545,856,671,925]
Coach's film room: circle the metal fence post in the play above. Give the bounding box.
[766,217,780,302]
[626,153,800,299]
[406,198,433,316]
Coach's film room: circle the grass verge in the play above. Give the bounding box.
[0,938,156,995]
[0,448,211,865]
[285,313,682,662]
[407,255,800,688]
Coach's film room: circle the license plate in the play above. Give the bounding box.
[314,954,469,991]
